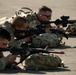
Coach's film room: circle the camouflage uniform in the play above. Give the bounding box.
[0,21,9,70]
[26,12,40,28]
[25,12,52,29]
[0,52,8,70]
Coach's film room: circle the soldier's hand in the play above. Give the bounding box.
[25,37,31,43]
[7,54,17,64]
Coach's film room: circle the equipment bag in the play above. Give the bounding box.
[25,53,64,70]
[32,33,63,48]
[66,22,76,35]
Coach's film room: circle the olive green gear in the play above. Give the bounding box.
[25,53,64,70]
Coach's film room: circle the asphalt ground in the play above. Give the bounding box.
[0,0,76,75]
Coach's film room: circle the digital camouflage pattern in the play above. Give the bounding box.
[26,13,41,29]
[25,53,64,70]
[66,22,76,35]
[32,33,63,48]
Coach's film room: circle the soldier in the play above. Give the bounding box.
[26,5,53,31]
[24,5,63,31]
[23,5,65,48]
[0,16,31,47]
[0,28,17,70]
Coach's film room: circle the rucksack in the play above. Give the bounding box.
[32,33,64,48]
[25,53,64,70]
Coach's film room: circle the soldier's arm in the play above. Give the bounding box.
[0,57,8,70]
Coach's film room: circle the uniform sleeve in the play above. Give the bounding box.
[0,52,4,58]
[0,57,8,70]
